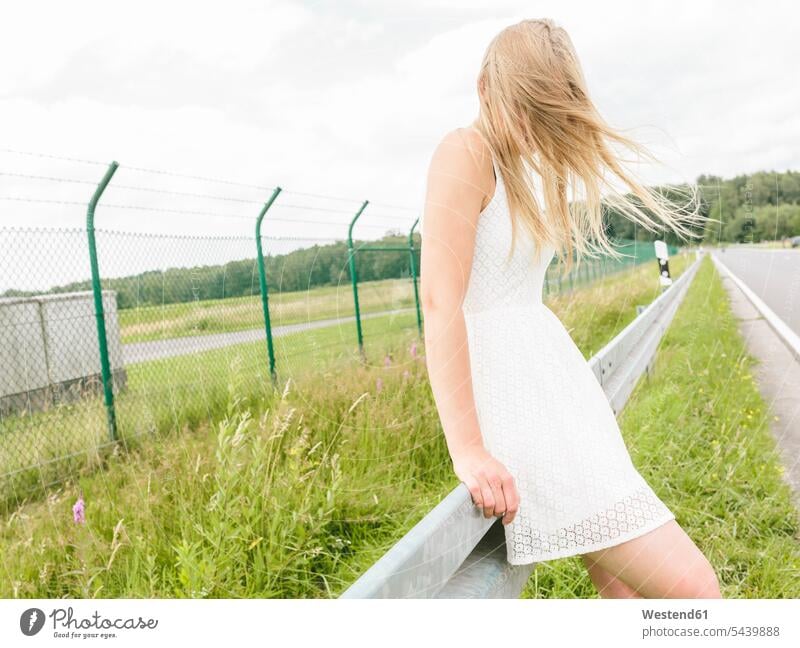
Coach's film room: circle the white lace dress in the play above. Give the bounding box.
[424,156,675,565]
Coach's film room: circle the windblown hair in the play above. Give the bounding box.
[473,18,704,269]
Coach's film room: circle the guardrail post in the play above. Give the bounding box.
[408,217,422,336]
[255,186,283,384]
[347,200,369,356]
[86,161,119,442]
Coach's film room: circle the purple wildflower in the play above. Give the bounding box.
[72,496,85,525]
[376,377,383,393]
[383,354,392,367]
[409,341,418,360]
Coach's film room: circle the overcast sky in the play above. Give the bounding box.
[1,0,797,288]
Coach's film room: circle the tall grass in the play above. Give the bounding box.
[0,343,450,597]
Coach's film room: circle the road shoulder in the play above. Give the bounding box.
[713,255,800,503]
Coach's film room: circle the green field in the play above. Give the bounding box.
[11,252,797,600]
[118,278,417,344]
[117,249,662,344]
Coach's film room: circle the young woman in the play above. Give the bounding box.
[419,19,720,599]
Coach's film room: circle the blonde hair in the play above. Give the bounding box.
[474,18,703,269]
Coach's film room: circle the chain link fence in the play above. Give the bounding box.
[0,150,675,508]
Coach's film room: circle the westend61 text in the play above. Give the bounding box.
[49,608,158,631]
[642,609,708,620]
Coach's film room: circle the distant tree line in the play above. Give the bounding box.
[1,233,420,309]
[3,170,797,309]
[605,169,800,245]
[695,170,800,242]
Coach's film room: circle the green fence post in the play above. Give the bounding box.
[408,217,422,336]
[347,200,369,355]
[255,186,283,384]
[86,161,119,442]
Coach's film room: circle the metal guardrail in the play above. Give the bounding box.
[588,254,702,414]
[340,254,703,599]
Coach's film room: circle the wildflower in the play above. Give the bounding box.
[72,497,85,525]
[376,377,383,393]
[402,369,410,381]
[384,354,392,367]
[409,341,418,360]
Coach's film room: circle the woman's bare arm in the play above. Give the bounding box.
[420,128,519,525]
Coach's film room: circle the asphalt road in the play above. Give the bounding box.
[122,307,417,365]
[714,247,800,336]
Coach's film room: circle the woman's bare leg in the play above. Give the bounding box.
[581,520,722,599]
[582,555,643,598]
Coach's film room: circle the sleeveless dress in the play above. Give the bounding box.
[423,155,676,565]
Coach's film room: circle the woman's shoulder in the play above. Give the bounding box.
[433,125,492,163]
[428,126,494,191]
[422,127,496,235]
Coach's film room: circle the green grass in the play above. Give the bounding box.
[552,251,690,358]
[521,256,800,598]
[0,256,702,597]
[0,341,449,598]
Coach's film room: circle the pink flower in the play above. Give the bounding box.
[409,341,418,360]
[72,496,85,524]
[376,377,383,393]
[383,354,392,367]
